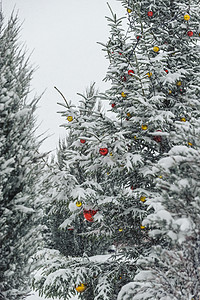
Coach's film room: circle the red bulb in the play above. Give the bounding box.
[147,11,153,17]
[121,76,127,82]
[153,130,162,143]
[80,139,86,144]
[99,148,108,156]
[128,70,134,75]
[136,35,141,40]
[164,69,169,74]
[187,31,193,37]
[83,209,98,222]
[119,52,122,55]
[111,103,116,108]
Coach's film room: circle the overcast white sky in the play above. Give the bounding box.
[3,0,123,153]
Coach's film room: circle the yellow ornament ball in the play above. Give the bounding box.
[176,81,182,86]
[140,196,146,203]
[121,92,127,98]
[76,201,82,207]
[153,46,160,53]
[180,117,186,122]
[67,116,73,122]
[75,284,87,293]
[141,124,148,130]
[184,14,190,21]
[127,8,132,13]
[126,112,131,117]
[119,228,123,232]
[134,135,137,140]
[168,90,172,94]
[110,152,113,156]
[140,225,145,229]
[188,142,192,146]
[146,72,152,78]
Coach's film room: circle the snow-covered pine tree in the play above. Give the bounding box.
[115,0,200,299]
[32,84,117,300]
[0,13,44,300]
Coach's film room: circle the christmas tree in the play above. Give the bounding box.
[0,13,44,300]
[33,0,200,299]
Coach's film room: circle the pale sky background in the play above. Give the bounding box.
[3,0,124,154]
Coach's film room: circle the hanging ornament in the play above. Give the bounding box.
[126,112,131,117]
[164,69,169,74]
[75,284,87,293]
[180,117,186,122]
[187,31,193,37]
[141,124,148,130]
[188,142,193,146]
[140,196,146,203]
[67,116,73,122]
[80,139,86,144]
[136,35,142,40]
[127,8,132,13]
[184,14,190,21]
[153,46,160,53]
[128,70,134,76]
[121,92,127,98]
[147,11,153,17]
[99,148,108,156]
[121,76,127,82]
[76,201,82,207]
[110,152,113,156]
[140,225,145,229]
[168,90,172,94]
[111,103,116,108]
[176,81,182,86]
[118,228,123,232]
[153,130,162,143]
[83,209,98,222]
[146,72,152,78]
[67,226,74,231]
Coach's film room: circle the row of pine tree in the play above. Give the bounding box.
[1,0,200,299]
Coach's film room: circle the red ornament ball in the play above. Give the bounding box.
[147,11,153,17]
[136,35,141,40]
[128,70,134,76]
[99,148,108,156]
[164,69,169,74]
[83,209,98,222]
[111,103,116,108]
[153,130,162,143]
[187,31,193,37]
[80,139,86,144]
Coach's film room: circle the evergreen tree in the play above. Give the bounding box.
[0,14,44,300]
[33,0,200,299]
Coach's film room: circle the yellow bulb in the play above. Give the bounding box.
[76,201,82,207]
[110,152,113,156]
[75,284,87,293]
[127,8,132,13]
[146,72,152,78]
[158,175,163,179]
[176,81,182,86]
[188,142,192,146]
[119,228,123,232]
[126,112,131,117]
[121,92,127,98]
[140,225,145,229]
[140,196,146,203]
[119,276,122,279]
[134,135,137,140]
[180,117,186,122]
[67,116,73,122]
[168,90,172,94]
[141,124,148,130]
[184,14,190,21]
[107,172,110,175]
[153,46,160,53]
